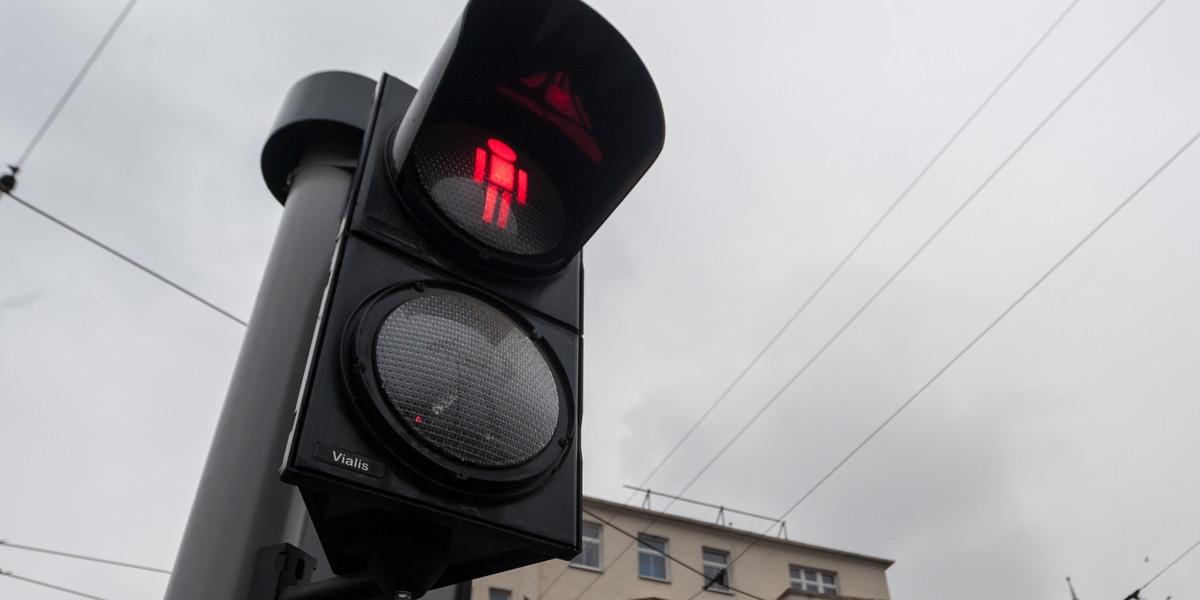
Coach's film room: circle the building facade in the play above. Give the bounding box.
[469,496,893,600]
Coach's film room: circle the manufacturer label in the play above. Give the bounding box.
[314,443,384,479]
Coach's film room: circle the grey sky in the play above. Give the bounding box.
[1,1,1198,599]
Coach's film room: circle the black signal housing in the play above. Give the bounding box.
[275,0,664,595]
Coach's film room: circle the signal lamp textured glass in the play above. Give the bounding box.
[372,294,560,467]
[411,122,565,255]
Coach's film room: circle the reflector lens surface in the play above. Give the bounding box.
[411,123,565,255]
[373,293,560,467]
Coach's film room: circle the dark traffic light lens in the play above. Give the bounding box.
[410,122,566,256]
[372,292,561,468]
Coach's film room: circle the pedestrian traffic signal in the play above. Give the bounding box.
[275,0,664,596]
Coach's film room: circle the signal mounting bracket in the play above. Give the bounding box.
[247,543,390,600]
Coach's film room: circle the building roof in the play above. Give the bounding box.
[777,589,884,600]
[582,496,894,569]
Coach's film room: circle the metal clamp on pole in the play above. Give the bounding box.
[247,543,399,600]
[247,545,316,600]
[277,576,391,600]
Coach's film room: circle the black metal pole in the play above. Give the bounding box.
[164,72,377,600]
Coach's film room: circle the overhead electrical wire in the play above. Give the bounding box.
[637,0,1169,531]
[0,569,110,600]
[580,508,766,600]
[1127,535,1200,599]
[623,486,785,532]
[680,123,1200,600]
[0,191,247,326]
[620,0,1086,508]
[544,1,1088,597]
[0,540,171,575]
[12,0,142,170]
[555,1,1172,597]
[0,1,1185,599]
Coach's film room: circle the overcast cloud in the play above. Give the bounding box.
[1,1,1198,599]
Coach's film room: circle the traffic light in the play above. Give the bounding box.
[277,0,665,595]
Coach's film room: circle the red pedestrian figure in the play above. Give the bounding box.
[473,138,527,229]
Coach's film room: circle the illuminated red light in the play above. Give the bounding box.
[474,138,528,230]
[483,187,500,227]
[489,158,516,190]
[498,71,602,162]
[546,85,575,120]
[521,73,549,89]
[545,72,582,124]
[473,148,487,183]
[497,191,514,228]
[487,139,517,162]
[415,416,423,423]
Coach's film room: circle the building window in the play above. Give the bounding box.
[701,548,731,593]
[637,535,669,581]
[789,566,838,595]
[488,589,511,600]
[570,521,602,570]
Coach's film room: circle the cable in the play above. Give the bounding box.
[1,190,247,326]
[561,518,652,600]
[564,498,749,600]
[1134,535,1200,595]
[0,540,171,574]
[623,486,784,531]
[684,124,1200,600]
[579,508,766,600]
[547,2,1088,595]
[12,0,142,170]
[622,0,1086,506]
[639,0,1170,535]
[563,498,787,600]
[556,0,1156,595]
[0,569,110,600]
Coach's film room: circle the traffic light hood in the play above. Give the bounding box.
[390,0,666,275]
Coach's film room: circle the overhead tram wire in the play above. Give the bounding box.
[622,486,786,533]
[0,540,171,574]
[543,1,1088,596]
[618,0,1087,504]
[1126,535,1200,599]
[576,0,1163,592]
[0,569,110,600]
[582,0,1173,591]
[0,191,247,326]
[680,123,1200,600]
[635,0,1168,538]
[580,508,767,600]
[11,0,142,171]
